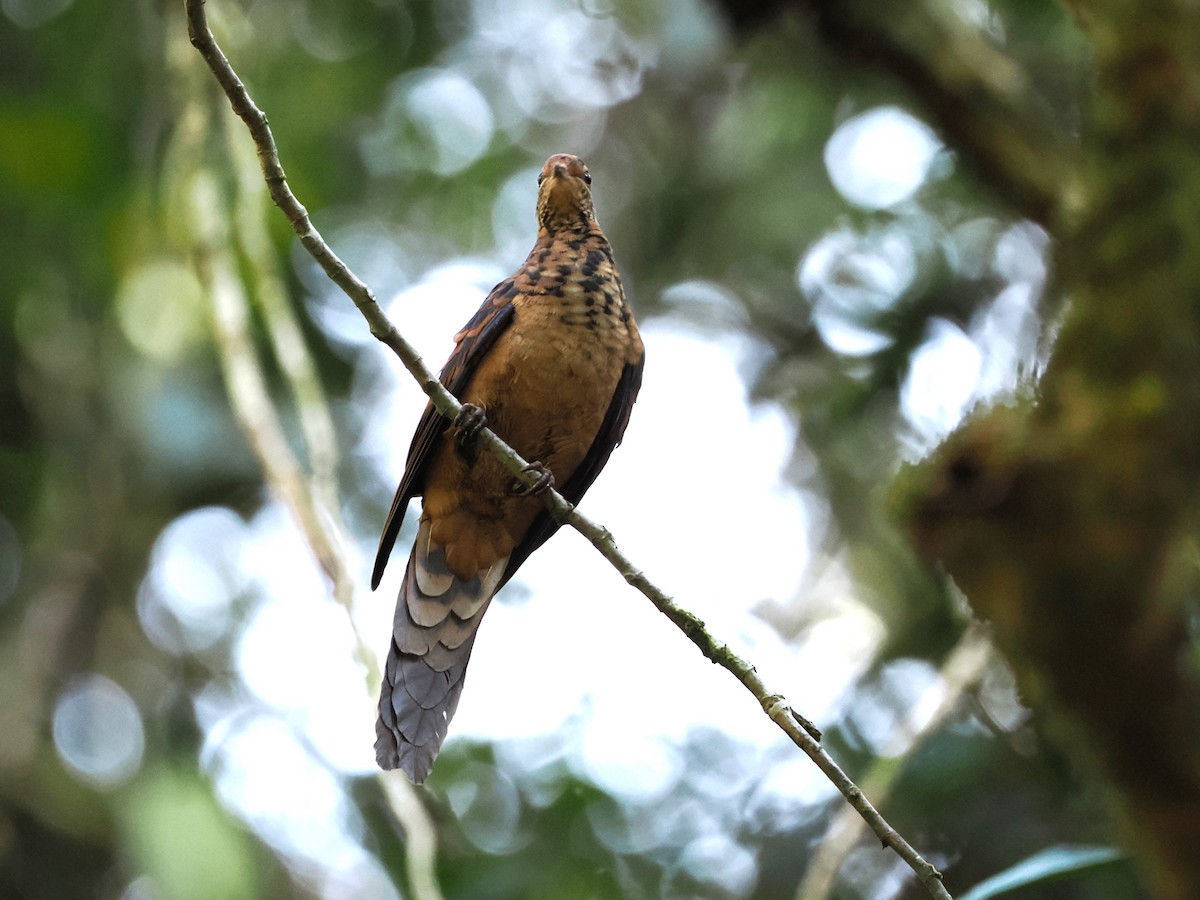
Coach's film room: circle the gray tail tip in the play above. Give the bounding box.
[375,732,431,784]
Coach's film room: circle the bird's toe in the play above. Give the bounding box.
[511,461,555,497]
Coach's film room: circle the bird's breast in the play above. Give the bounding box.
[495,292,629,442]
[419,233,640,579]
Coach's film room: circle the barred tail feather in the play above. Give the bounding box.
[376,519,506,782]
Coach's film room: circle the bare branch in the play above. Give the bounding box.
[184,1,951,895]
[225,113,343,528]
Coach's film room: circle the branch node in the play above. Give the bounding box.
[791,707,823,741]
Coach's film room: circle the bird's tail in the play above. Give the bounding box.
[376,518,506,782]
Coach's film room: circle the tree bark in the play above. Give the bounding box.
[714,0,1200,894]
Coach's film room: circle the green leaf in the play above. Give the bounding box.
[958,845,1127,900]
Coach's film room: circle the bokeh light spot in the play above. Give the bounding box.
[579,729,683,803]
[53,674,145,787]
[137,507,248,655]
[800,226,918,356]
[206,714,360,865]
[362,69,494,177]
[447,764,528,854]
[116,260,207,362]
[901,319,983,445]
[825,106,942,209]
[468,0,650,120]
[679,833,758,897]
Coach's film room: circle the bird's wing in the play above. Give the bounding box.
[371,280,519,589]
[498,351,645,590]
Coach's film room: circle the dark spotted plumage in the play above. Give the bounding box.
[372,153,644,782]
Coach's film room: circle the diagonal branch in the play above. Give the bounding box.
[183,2,951,896]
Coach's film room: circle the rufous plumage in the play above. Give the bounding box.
[372,153,644,781]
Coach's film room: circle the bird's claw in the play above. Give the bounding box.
[454,404,487,461]
[512,462,554,497]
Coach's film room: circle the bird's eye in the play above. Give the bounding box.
[582,172,592,185]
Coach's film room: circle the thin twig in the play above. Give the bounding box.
[220,112,450,898]
[184,2,951,896]
[224,111,357,623]
[182,73,445,900]
[190,168,373,677]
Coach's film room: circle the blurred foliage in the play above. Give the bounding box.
[0,0,1159,898]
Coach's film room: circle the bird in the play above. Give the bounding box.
[371,153,645,782]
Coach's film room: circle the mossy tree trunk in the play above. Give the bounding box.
[902,4,1200,897]
[717,0,1200,894]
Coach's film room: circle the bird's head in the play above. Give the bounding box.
[536,153,595,234]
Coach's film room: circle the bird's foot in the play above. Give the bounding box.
[454,404,487,462]
[511,462,555,497]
